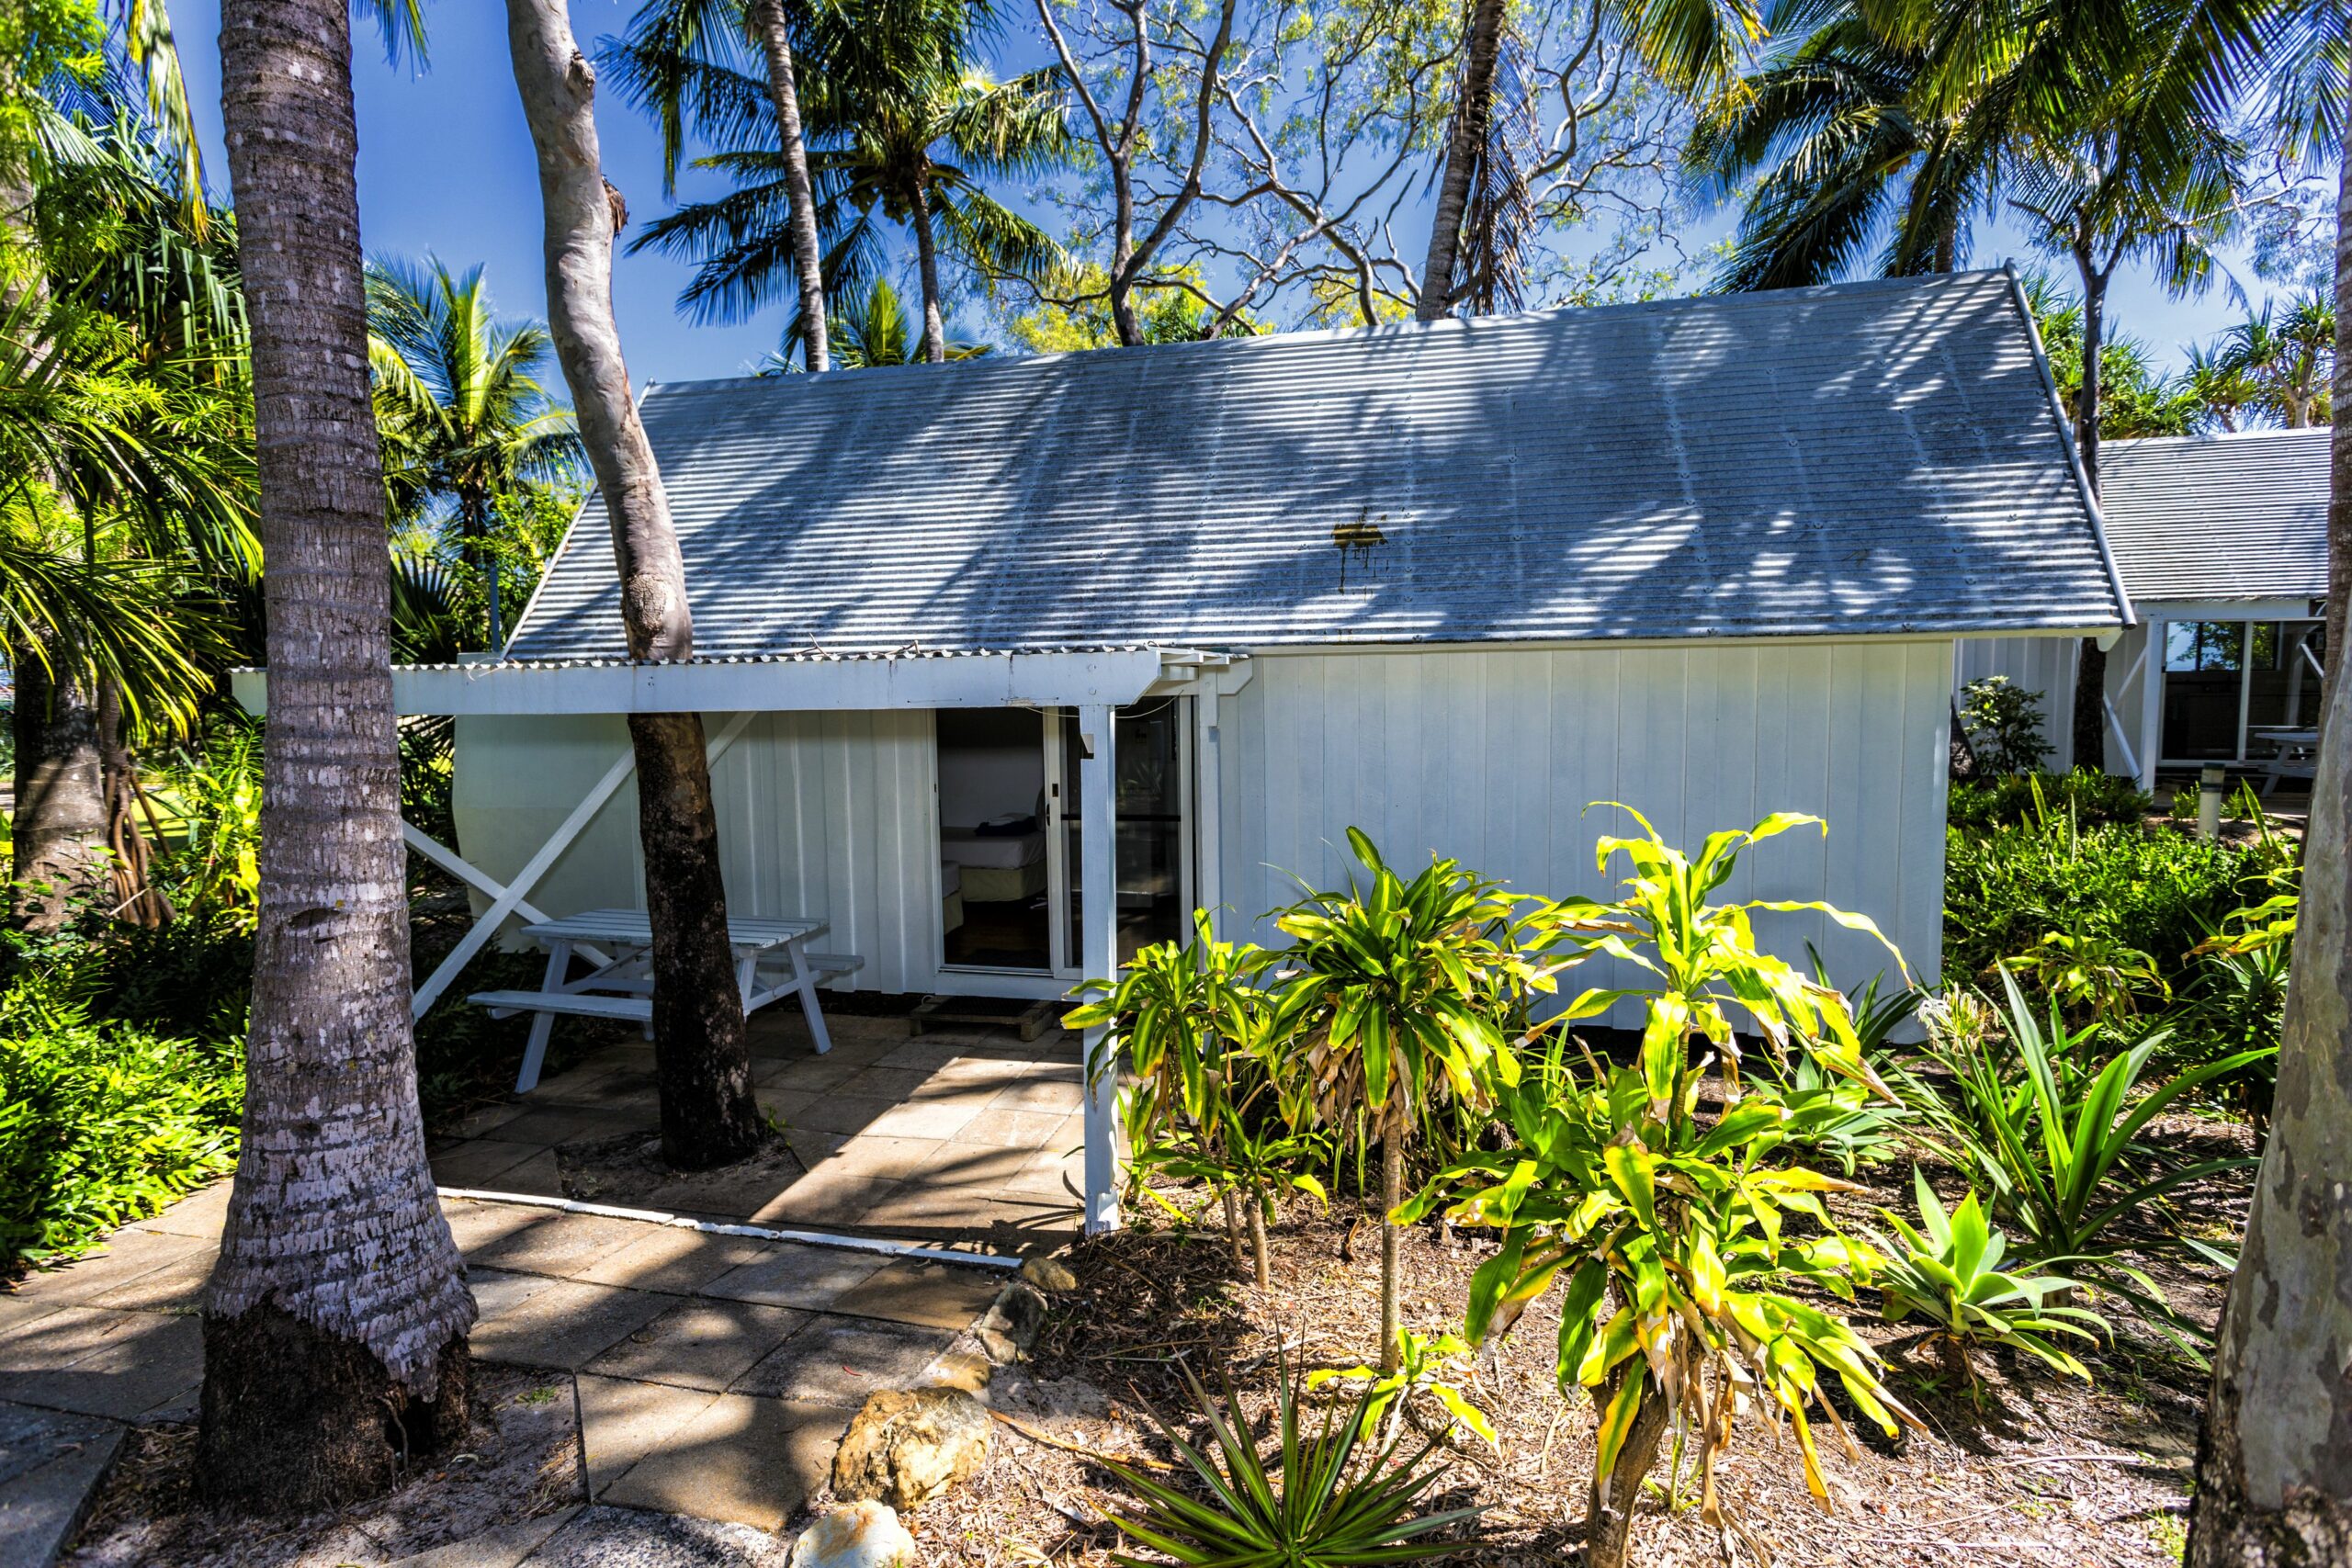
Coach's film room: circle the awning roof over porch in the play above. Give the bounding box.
[229,645,1235,716]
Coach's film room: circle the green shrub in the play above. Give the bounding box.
[0,977,243,1267]
[1943,812,2291,1011]
[1957,676,2053,773]
[1946,771,2153,831]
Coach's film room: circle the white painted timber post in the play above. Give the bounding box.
[1079,702,1122,1235]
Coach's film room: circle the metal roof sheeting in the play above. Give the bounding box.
[2098,429,2328,604]
[508,270,2124,661]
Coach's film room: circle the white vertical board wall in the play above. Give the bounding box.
[451,710,942,993]
[1217,641,1954,1021]
[1955,627,2152,776]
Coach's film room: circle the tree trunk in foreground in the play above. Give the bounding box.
[747,0,829,373]
[2324,128,2352,717]
[1379,1124,1404,1372]
[504,0,763,1169]
[201,0,475,1511]
[1415,0,1505,322]
[7,631,107,931]
[2070,258,2108,774]
[2185,365,2352,1568]
[1584,1375,1673,1568]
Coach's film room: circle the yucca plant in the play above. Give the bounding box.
[1916,969,2272,1351]
[1871,1168,2107,1395]
[1100,1355,1476,1568]
[1403,810,1918,1568]
[1267,829,1547,1369]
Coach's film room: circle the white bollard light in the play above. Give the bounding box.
[2198,764,2226,840]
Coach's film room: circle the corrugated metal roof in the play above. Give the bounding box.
[508,270,2125,661]
[2098,428,2328,604]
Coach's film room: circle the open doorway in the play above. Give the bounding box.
[936,708,1051,972]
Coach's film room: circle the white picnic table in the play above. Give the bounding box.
[2249,726,2323,795]
[469,908,862,1091]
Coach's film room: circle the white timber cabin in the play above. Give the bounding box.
[245,268,2130,1231]
[1956,427,2328,786]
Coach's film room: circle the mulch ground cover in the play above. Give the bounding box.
[923,1111,2255,1568]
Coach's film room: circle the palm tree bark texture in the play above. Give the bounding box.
[746,0,830,372]
[201,0,475,1510]
[504,0,765,1169]
[2186,603,2352,1564]
[1416,0,1507,322]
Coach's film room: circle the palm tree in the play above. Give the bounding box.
[2214,292,2335,428]
[366,257,582,649]
[600,0,833,369]
[774,271,988,367]
[620,0,1069,363]
[2182,337,2261,432]
[196,0,478,1509]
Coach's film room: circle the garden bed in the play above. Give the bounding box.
[925,1139,2250,1568]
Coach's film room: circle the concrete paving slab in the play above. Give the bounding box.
[576,1375,722,1494]
[744,1173,899,1232]
[6,1234,212,1307]
[116,1180,232,1240]
[909,1141,1035,1190]
[584,1300,812,1393]
[85,1246,217,1312]
[858,1100,984,1142]
[471,1279,673,1372]
[446,1200,556,1255]
[488,1105,653,1146]
[729,1314,955,1406]
[575,1230,776,1296]
[385,1504,581,1568]
[0,1309,203,1421]
[463,1212,656,1279]
[520,1502,790,1566]
[953,1108,1069,1149]
[825,1260,1005,1332]
[699,1245,887,1312]
[752,1056,861,1092]
[0,1402,123,1568]
[787,1095,897,1138]
[600,1395,849,1532]
[834,1067,933,1101]
[805,1136,943,1183]
[431,1138,551,1189]
[989,1078,1083,1114]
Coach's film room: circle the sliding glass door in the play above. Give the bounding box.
[1044,702,1192,979]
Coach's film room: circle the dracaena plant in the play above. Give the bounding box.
[1266,829,1549,1370]
[1399,810,1917,1568]
[1065,912,1313,1282]
[1871,1168,2107,1397]
[1306,1326,1497,1450]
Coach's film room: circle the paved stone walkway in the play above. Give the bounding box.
[0,1182,1022,1563]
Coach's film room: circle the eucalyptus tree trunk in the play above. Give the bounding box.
[2186,641,2352,1563]
[747,0,829,373]
[2069,251,2108,774]
[1415,0,1506,322]
[200,0,475,1511]
[7,630,107,931]
[504,0,763,1169]
[910,177,947,363]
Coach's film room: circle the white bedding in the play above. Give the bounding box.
[940,859,962,898]
[940,828,1046,870]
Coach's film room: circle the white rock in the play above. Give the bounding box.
[787,1500,919,1568]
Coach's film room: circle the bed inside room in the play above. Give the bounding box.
[935,707,1050,970]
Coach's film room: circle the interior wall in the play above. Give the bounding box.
[1216,640,1955,1028]
[935,707,1044,828]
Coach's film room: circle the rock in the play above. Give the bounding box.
[976,1282,1047,1363]
[831,1388,991,1510]
[1018,1255,1077,1293]
[924,1349,993,1394]
[787,1501,919,1568]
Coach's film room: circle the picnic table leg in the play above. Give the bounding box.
[516,939,573,1093]
[788,941,832,1055]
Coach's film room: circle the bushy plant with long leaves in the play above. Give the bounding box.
[1099,1355,1476,1568]
[1871,1168,2107,1394]
[1913,971,2270,1352]
[1401,809,1917,1568]
[1266,829,1547,1369]
[1307,1326,1497,1450]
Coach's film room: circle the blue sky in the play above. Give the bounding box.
[163,0,2311,386]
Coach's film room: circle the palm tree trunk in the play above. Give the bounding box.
[1379,1122,1404,1372]
[1415,0,1505,322]
[201,0,476,1511]
[2324,130,2352,719]
[747,0,829,373]
[7,629,107,931]
[2070,252,2108,773]
[910,175,947,364]
[504,0,764,1169]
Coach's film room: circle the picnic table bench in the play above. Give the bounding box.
[469,908,863,1091]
